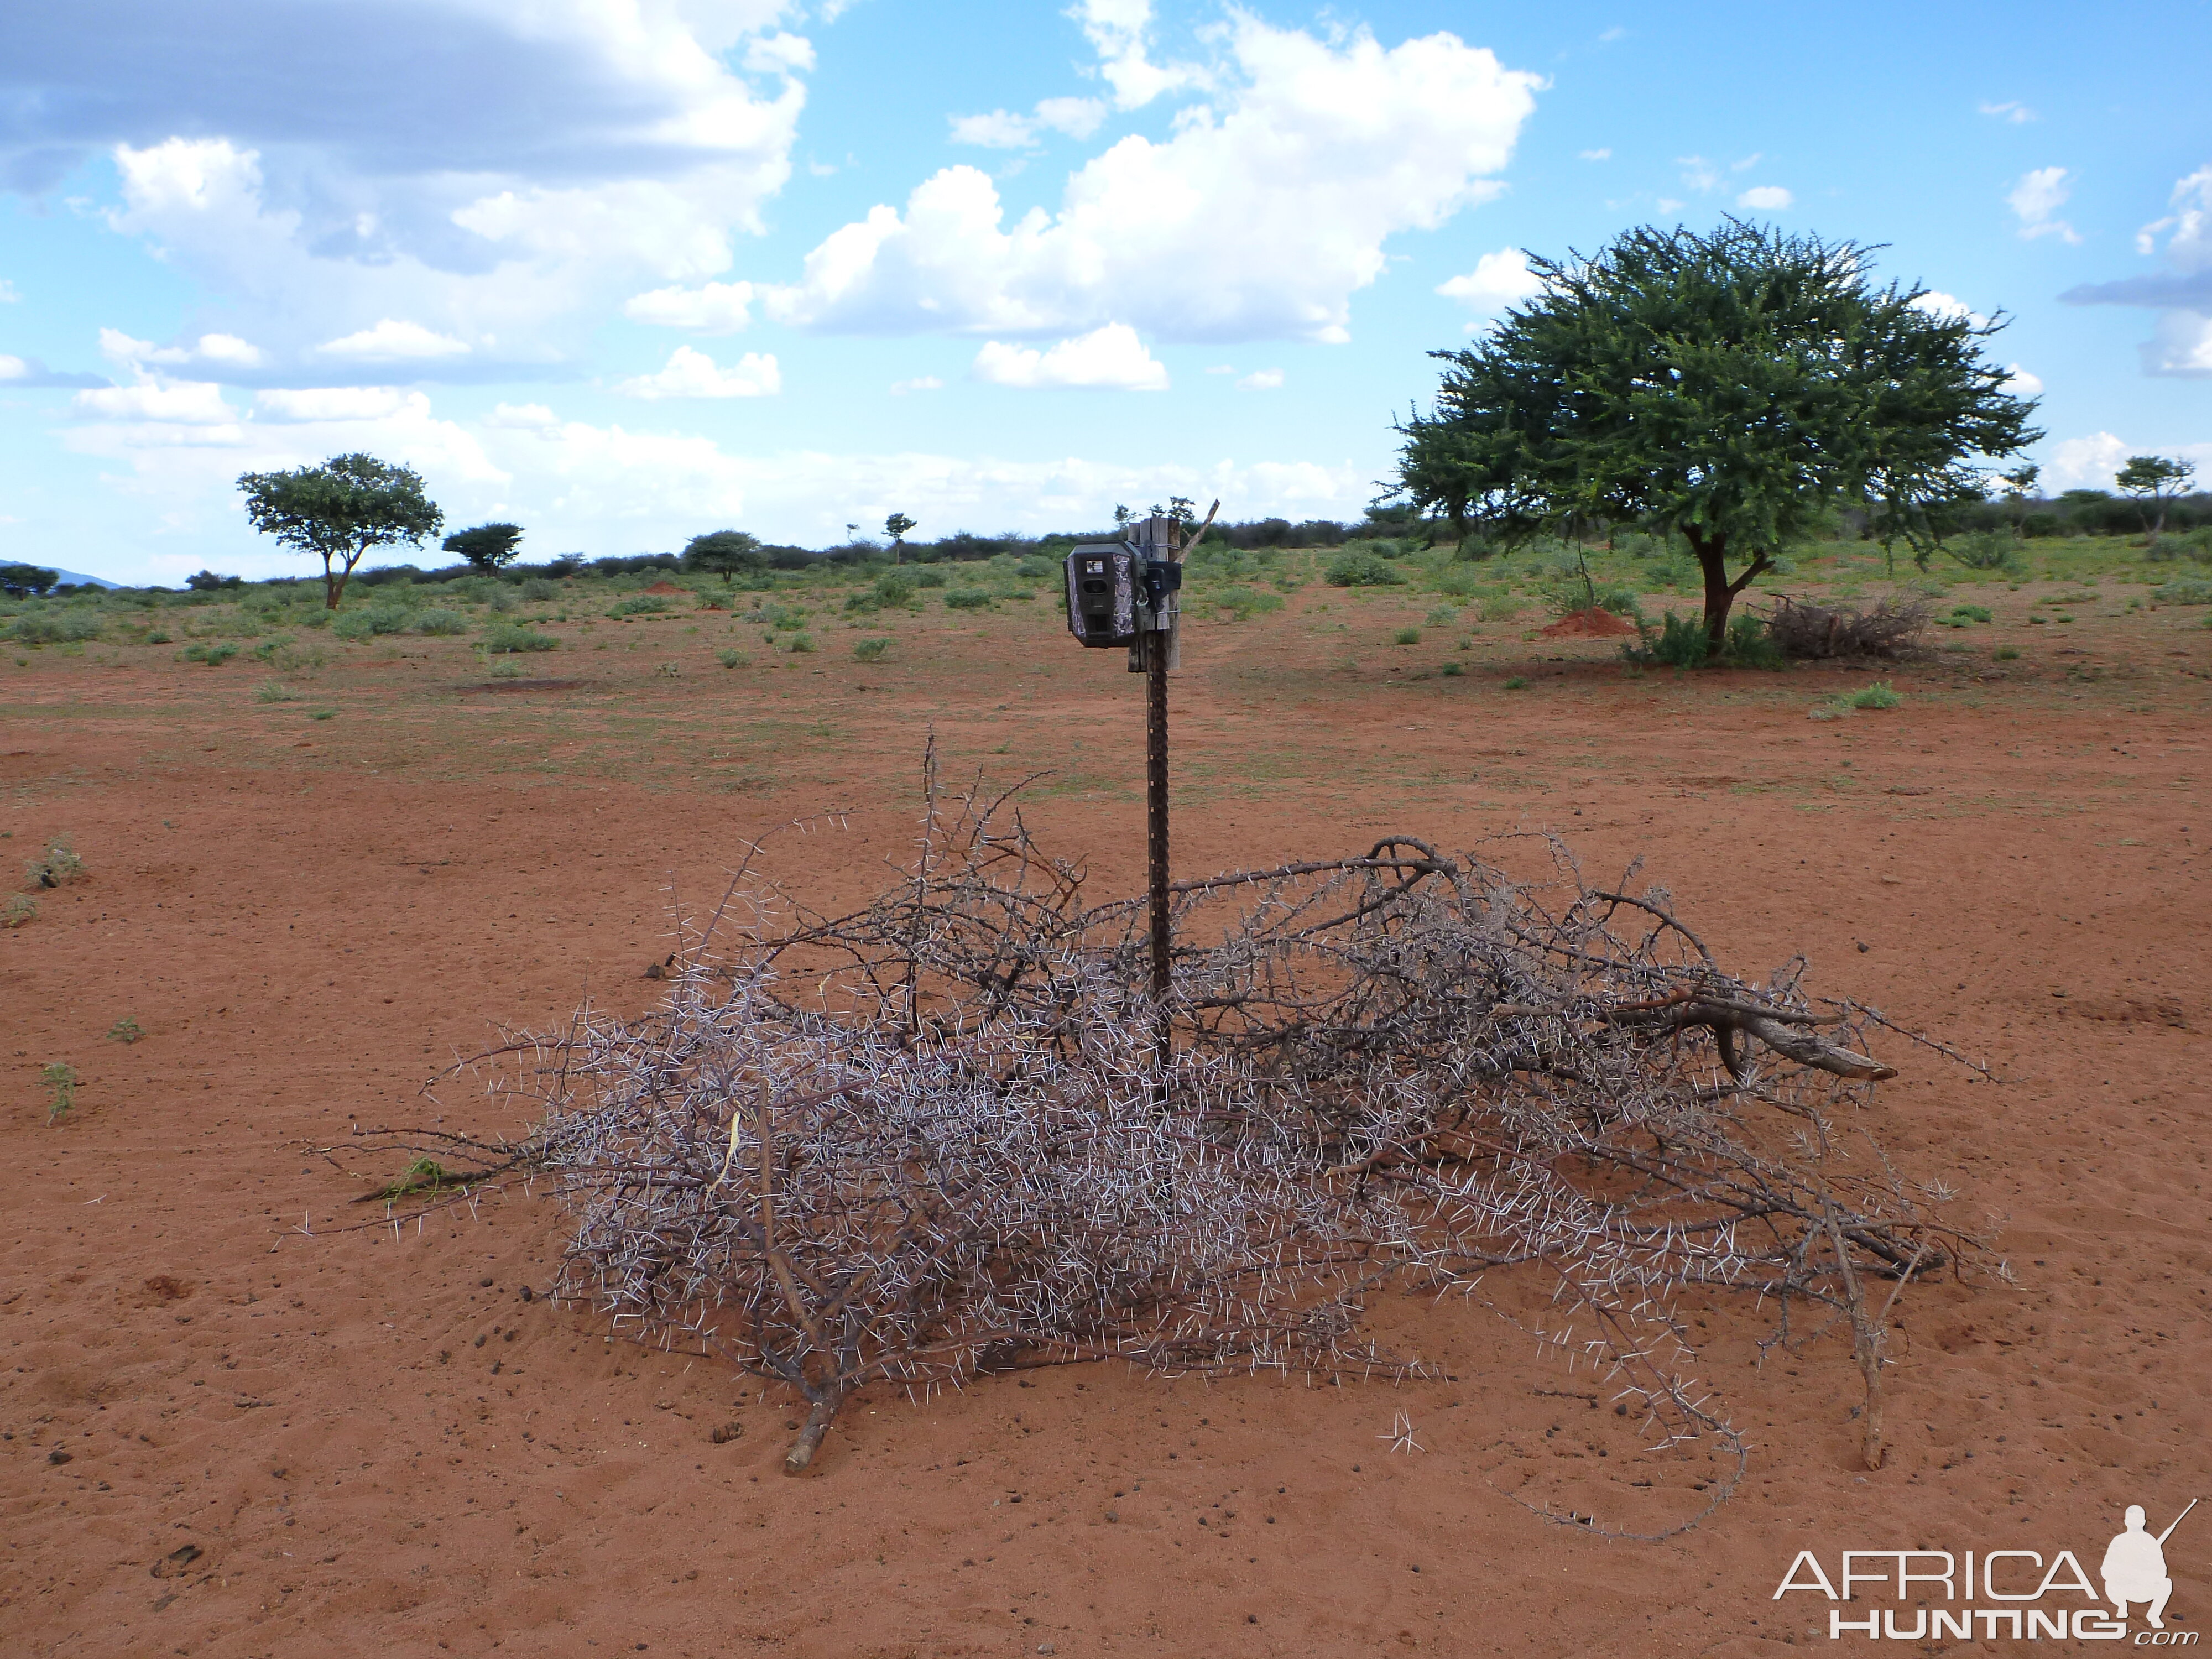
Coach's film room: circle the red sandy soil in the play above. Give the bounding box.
[1538,607,1639,639]
[3,587,2208,1657]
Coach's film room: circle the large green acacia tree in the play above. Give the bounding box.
[1396,221,2042,655]
[237,452,444,608]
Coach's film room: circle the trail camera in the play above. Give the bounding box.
[1065,544,1138,648]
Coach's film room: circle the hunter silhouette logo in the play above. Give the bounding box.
[1774,1497,2200,1641]
[2107,1501,2197,1631]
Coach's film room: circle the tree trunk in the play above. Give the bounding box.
[1688,529,1734,659]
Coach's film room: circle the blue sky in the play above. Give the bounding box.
[1,0,2206,584]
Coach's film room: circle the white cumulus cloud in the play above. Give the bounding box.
[255,386,423,421]
[1236,368,1282,390]
[2005,364,2044,396]
[623,280,757,332]
[1578,148,1610,161]
[1436,248,1543,318]
[615,344,780,398]
[1736,185,1792,211]
[100,326,265,370]
[1911,290,1992,330]
[764,15,1538,345]
[972,324,1167,390]
[318,319,471,360]
[1978,100,2036,123]
[1074,0,1208,111]
[950,97,1109,149]
[73,378,236,424]
[889,376,943,394]
[2009,167,2080,243]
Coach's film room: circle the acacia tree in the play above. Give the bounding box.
[883,512,916,564]
[682,529,766,583]
[237,453,444,609]
[1395,221,2041,656]
[443,521,525,572]
[2114,455,2197,541]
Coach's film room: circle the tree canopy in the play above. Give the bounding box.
[2114,455,2197,539]
[443,521,525,572]
[1394,220,2042,654]
[0,563,59,598]
[236,452,444,609]
[682,529,766,583]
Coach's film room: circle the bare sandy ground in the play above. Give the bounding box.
[4,585,2206,1656]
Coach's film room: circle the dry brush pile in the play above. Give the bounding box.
[347,764,1989,1521]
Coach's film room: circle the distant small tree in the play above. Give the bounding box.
[683,529,767,584]
[237,453,444,609]
[1112,504,1132,530]
[185,570,244,591]
[0,563,59,598]
[2115,455,2197,541]
[883,513,917,564]
[443,521,525,572]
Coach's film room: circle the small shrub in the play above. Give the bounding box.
[912,568,947,588]
[415,609,470,635]
[483,624,558,654]
[1477,594,1521,623]
[41,1062,77,1125]
[2152,577,2212,606]
[716,649,748,669]
[1943,530,2025,573]
[1723,611,1782,668]
[1,894,35,928]
[1441,660,1464,677]
[789,632,816,653]
[519,578,562,602]
[656,661,682,679]
[1503,675,1528,690]
[1324,551,1406,588]
[1848,682,1902,710]
[26,834,84,887]
[145,629,171,645]
[255,680,296,703]
[183,641,240,665]
[847,574,916,613]
[1766,596,1931,660]
[943,590,993,611]
[1392,627,1421,646]
[609,594,671,618]
[106,1016,143,1045]
[1640,611,1709,668]
[1994,646,2021,661]
[1208,586,1284,621]
[332,606,409,640]
[854,638,890,662]
[309,708,337,721]
[1423,605,1461,624]
[1948,604,1992,624]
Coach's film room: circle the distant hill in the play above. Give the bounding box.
[48,568,122,589]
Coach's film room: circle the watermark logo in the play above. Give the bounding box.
[1775,1498,2199,1642]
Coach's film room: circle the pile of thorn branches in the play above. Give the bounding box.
[1763,593,1933,660]
[357,760,1987,1516]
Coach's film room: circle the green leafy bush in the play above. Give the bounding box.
[9,611,103,644]
[1477,593,1521,622]
[1392,627,1421,645]
[1943,530,2025,573]
[1208,585,1285,620]
[846,574,916,613]
[1641,611,1708,667]
[716,648,748,669]
[518,578,562,601]
[482,624,558,654]
[853,638,890,662]
[788,632,816,653]
[1723,611,1782,667]
[1948,604,1993,624]
[608,594,671,618]
[2153,577,2212,606]
[255,680,296,703]
[2,894,36,929]
[1848,681,1902,709]
[912,569,947,588]
[332,605,410,640]
[26,834,84,886]
[183,642,239,665]
[943,589,993,610]
[1324,551,1406,587]
[414,609,470,635]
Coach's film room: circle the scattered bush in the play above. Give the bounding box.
[788,633,816,653]
[182,642,239,665]
[1942,530,2025,573]
[1764,596,1931,660]
[847,574,916,613]
[482,624,559,654]
[332,605,411,640]
[107,1016,143,1044]
[1994,646,2021,661]
[2152,577,2212,606]
[1723,611,1783,667]
[185,570,244,591]
[1503,675,1528,690]
[608,594,671,618]
[1948,604,1993,624]
[854,638,891,662]
[8,612,104,644]
[1478,593,1521,622]
[912,569,947,588]
[716,649,748,669]
[1325,551,1407,587]
[1,894,35,928]
[41,1062,76,1125]
[1848,682,1902,710]
[414,608,470,635]
[1640,611,1709,668]
[255,680,296,703]
[1441,660,1464,677]
[943,589,993,610]
[518,577,564,602]
[1208,585,1285,621]
[1392,627,1421,646]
